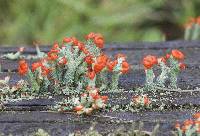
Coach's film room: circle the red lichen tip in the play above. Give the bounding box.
[171,49,185,60]
[193,112,200,119]
[143,55,158,69]
[18,60,28,76]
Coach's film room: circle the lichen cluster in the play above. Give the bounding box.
[142,49,185,91]
[184,16,200,40]
[0,33,187,115]
[1,32,200,136]
[173,112,200,136]
[17,33,129,95]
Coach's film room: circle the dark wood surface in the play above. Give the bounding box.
[1,41,200,136]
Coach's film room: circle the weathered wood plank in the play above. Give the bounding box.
[0,46,50,54]
[0,111,194,136]
[104,40,200,49]
[2,88,200,112]
[1,63,200,88]
[1,46,200,71]
[0,72,24,84]
[0,42,200,136]
[1,40,200,53]
[1,66,200,111]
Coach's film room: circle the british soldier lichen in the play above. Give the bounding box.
[141,49,186,92]
[184,16,200,40]
[173,112,200,136]
[16,33,130,96]
[0,33,190,115]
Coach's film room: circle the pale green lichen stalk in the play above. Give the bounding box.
[156,58,169,87]
[145,69,155,89]
[35,45,46,59]
[32,129,50,136]
[184,17,200,40]
[168,56,181,89]
[2,47,24,60]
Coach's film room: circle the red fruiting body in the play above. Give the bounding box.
[41,66,51,76]
[171,49,184,60]
[94,63,105,73]
[179,62,186,70]
[85,32,104,48]
[52,42,59,49]
[165,53,171,59]
[175,122,180,129]
[50,49,59,54]
[63,37,78,45]
[121,61,130,74]
[193,112,200,119]
[175,113,200,133]
[32,62,42,72]
[94,34,104,48]
[18,60,28,76]
[196,16,200,25]
[90,93,100,100]
[85,55,94,65]
[87,71,96,80]
[93,54,108,73]
[96,54,108,63]
[74,105,84,111]
[107,60,117,72]
[85,32,96,40]
[143,55,158,69]
[183,119,193,126]
[77,42,85,50]
[132,95,150,106]
[63,37,72,43]
[143,96,151,105]
[47,52,58,61]
[101,96,108,103]
[71,37,78,46]
[194,120,200,125]
[50,43,60,53]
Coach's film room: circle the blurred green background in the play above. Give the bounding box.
[0,0,200,46]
